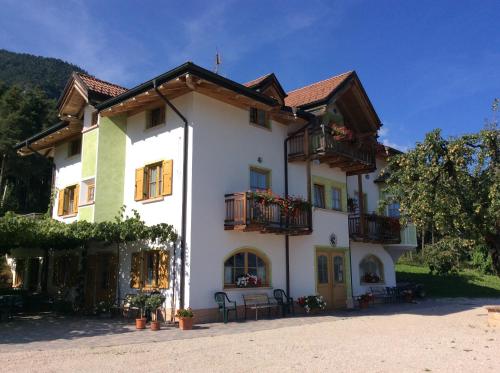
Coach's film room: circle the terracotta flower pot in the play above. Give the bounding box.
[135,317,147,330]
[179,317,194,330]
[150,320,160,331]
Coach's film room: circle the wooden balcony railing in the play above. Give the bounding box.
[348,214,401,244]
[288,128,376,173]
[224,192,311,235]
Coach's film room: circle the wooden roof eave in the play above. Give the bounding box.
[15,120,83,156]
[100,75,305,126]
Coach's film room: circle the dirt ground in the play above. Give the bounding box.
[1,298,499,372]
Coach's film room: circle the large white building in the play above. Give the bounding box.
[11,62,416,321]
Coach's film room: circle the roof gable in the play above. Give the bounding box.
[57,72,128,116]
[285,71,352,108]
[244,73,287,105]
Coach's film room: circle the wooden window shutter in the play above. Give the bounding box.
[161,160,173,196]
[158,250,170,289]
[73,185,80,214]
[130,252,142,289]
[135,168,145,201]
[57,189,65,216]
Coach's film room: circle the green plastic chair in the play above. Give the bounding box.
[214,292,237,323]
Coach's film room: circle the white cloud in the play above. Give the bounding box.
[1,0,146,86]
[378,123,410,152]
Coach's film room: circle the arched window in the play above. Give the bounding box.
[359,255,384,284]
[224,249,269,288]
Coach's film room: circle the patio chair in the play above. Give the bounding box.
[273,289,295,317]
[214,292,237,323]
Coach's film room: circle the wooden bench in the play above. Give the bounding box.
[242,293,278,320]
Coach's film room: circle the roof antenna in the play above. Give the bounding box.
[214,48,222,74]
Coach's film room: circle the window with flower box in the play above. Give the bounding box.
[224,249,269,288]
[359,255,384,284]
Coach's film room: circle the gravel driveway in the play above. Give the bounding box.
[1,298,499,372]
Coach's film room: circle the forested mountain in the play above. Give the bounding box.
[0,49,86,214]
[0,49,86,99]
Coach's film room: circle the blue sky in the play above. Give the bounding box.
[1,0,498,150]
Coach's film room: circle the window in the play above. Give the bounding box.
[317,254,328,284]
[250,167,270,191]
[147,106,165,129]
[135,160,173,201]
[224,249,269,288]
[68,138,81,157]
[333,256,344,283]
[130,250,169,289]
[249,108,269,128]
[146,162,162,199]
[332,187,342,211]
[359,255,384,284]
[387,202,400,218]
[87,182,95,203]
[313,184,325,208]
[57,184,79,216]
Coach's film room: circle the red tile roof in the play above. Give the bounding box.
[284,71,353,107]
[76,72,127,98]
[243,73,272,88]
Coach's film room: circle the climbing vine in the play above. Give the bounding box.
[0,207,179,255]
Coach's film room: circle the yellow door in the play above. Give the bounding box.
[331,252,347,308]
[316,250,347,309]
[316,251,333,308]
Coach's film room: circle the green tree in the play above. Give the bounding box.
[0,85,55,214]
[383,109,499,274]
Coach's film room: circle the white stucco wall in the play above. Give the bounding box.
[350,242,396,296]
[187,93,352,309]
[52,140,82,223]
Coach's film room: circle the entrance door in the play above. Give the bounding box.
[85,253,118,309]
[316,250,347,309]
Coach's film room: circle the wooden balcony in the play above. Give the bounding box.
[224,192,311,235]
[288,128,376,175]
[348,214,401,244]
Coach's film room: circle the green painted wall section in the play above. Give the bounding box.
[81,129,98,178]
[311,175,348,212]
[94,115,127,222]
[78,205,94,222]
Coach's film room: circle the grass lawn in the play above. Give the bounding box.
[396,263,500,298]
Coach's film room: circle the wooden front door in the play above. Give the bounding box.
[316,250,347,309]
[85,253,118,309]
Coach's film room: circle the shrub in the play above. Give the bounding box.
[176,307,194,318]
[423,238,473,275]
[470,245,494,275]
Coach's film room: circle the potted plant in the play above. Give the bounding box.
[146,293,166,331]
[401,289,414,303]
[359,293,372,309]
[176,307,194,330]
[130,292,148,329]
[297,295,327,314]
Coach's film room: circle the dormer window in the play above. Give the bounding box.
[249,108,269,129]
[147,106,165,129]
[68,138,81,157]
